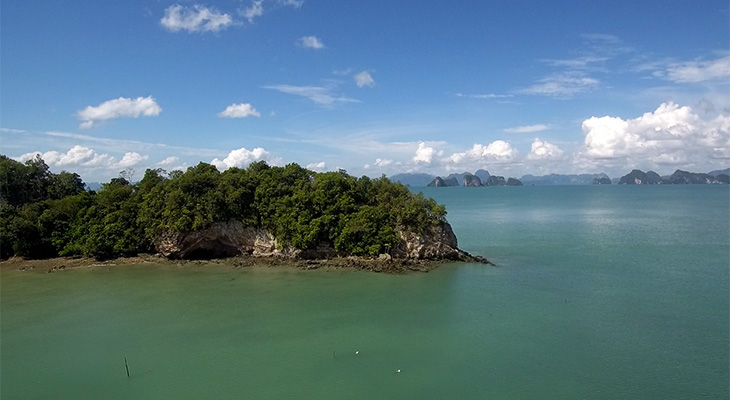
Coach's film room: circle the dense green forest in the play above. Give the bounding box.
[0,155,446,260]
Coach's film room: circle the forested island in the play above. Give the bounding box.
[0,155,484,269]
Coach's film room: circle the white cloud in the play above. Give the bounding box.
[527,138,565,161]
[218,103,261,118]
[448,140,517,165]
[77,96,161,128]
[374,158,393,167]
[241,1,263,23]
[354,71,375,88]
[264,84,358,106]
[578,102,730,170]
[119,152,149,168]
[157,156,179,166]
[665,55,730,83]
[520,73,599,97]
[160,4,233,33]
[15,145,148,170]
[413,142,438,164]
[211,147,276,170]
[297,36,324,50]
[456,93,513,99]
[505,124,549,133]
[279,0,304,8]
[306,161,326,171]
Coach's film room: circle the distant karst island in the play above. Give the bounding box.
[617,168,729,185]
[390,168,729,186]
[0,155,487,271]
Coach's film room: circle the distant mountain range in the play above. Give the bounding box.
[389,168,730,186]
[520,173,611,185]
[618,169,729,184]
[391,170,522,187]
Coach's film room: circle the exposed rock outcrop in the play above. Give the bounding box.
[506,177,523,186]
[392,221,490,263]
[427,177,447,187]
[462,174,483,187]
[486,176,506,186]
[154,220,490,264]
[155,221,284,259]
[618,169,666,184]
[427,176,459,187]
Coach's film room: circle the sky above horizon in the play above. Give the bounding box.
[2,0,729,182]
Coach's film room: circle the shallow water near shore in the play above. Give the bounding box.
[2,185,728,399]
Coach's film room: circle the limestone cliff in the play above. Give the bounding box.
[392,221,486,262]
[155,220,488,263]
[155,221,283,259]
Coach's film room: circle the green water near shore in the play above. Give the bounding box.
[2,185,728,399]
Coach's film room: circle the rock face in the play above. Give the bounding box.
[427,176,459,187]
[506,177,523,186]
[486,176,506,186]
[592,177,611,184]
[462,174,483,187]
[155,220,486,263]
[392,221,485,262]
[618,169,666,184]
[155,221,283,259]
[668,169,726,184]
[427,177,447,187]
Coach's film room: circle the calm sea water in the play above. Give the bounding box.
[1,185,728,399]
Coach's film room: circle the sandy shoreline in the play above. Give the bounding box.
[0,254,443,273]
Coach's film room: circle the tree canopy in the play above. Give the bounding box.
[0,156,446,260]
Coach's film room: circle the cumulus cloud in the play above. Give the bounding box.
[297,36,324,50]
[160,4,233,33]
[119,152,149,168]
[157,156,179,166]
[448,141,517,165]
[218,103,261,118]
[241,1,263,23]
[211,147,275,170]
[665,54,730,83]
[264,84,358,106]
[505,124,549,133]
[413,142,439,164]
[77,96,161,128]
[578,102,730,170]
[16,145,148,169]
[306,161,326,171]
[354,71,375,88]
[527,138,565,160]
[364,158,398,171]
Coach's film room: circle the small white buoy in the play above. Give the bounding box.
[396,369,401,373]
[355,350,359,355]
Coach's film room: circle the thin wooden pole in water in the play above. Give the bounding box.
[333,350,336,359]
[124,356,130,377]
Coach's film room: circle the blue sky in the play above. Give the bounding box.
[2,0,728,182]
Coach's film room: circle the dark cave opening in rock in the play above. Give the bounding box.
[183,242,241,260]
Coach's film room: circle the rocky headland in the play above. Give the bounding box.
[155,219,490,265]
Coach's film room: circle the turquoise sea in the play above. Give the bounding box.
[1,185,728,399]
